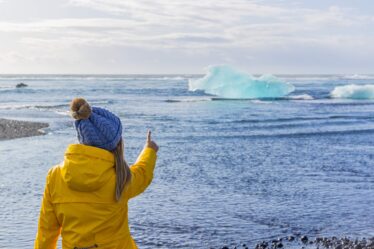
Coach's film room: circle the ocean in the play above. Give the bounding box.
[0,74,373,248]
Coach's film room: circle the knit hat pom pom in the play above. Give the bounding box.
[70,98,92,120]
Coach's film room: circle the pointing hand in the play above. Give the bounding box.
[145,130,159,152]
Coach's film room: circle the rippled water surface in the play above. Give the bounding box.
[0,75,373,248]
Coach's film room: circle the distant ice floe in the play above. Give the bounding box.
[188,65,295,99]
[287,94,314,100]
[331,84,374,99]
[342,74,374,80]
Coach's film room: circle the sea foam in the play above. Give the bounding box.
[331,84,374,99]
[189,65,295,99]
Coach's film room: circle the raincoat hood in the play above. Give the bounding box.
[61,144,115,192]
[35,144,157,249]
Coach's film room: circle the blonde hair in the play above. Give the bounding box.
[112,138,131,201]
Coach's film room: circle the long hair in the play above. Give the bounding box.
[112,138,131,201]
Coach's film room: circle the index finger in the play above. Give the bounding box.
[147,130,151,142]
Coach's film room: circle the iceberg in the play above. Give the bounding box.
[188,65,295,99]
[331,84,374,99]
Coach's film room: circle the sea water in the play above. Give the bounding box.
[0,74,373,248]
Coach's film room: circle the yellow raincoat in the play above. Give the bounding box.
[34,144,157,249]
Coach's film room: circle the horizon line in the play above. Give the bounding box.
[0,73,373,76]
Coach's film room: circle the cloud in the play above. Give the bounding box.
[1,0,374,73]
[303,6,357,26]
[1,2,371,50]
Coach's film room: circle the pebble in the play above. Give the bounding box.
[316,238,323,243]
[288,236,295,242]
[224,235,374,249]
[301,236,309,244]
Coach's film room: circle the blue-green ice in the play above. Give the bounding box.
[189,65,295,99]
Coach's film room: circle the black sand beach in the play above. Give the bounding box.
[0,118,49,141]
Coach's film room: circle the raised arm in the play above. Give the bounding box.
[127,130,158,199]
[34,170,61,249]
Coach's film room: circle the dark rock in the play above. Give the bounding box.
[277,243,283,248]
[368,240,374,248]
[301,236,309,244]
[316,238,323,243]
[260,241,268,249]
[288,236,295,242]
[16,83,28,88]
[335,244,343,249]
[354,244,363,249]
[362,240,368,246]
[221,246,229,249]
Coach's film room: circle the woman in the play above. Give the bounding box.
[34,98,158,249]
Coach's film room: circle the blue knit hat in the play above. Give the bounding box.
[70,98,122,151]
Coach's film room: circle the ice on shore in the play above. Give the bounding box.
[188,65,295,99]
[331,84,374,99]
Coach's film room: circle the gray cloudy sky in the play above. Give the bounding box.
[0,0,373,74]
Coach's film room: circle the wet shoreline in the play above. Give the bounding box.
[0,118,49,141]
[217,235,374,249]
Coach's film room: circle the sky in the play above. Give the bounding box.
[0,0,374,74]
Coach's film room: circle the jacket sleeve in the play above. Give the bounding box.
[34,170,61,249]
[127,147,157,199]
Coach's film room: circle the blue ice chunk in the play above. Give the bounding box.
[189,65,295,99]
[331,84,374,99]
